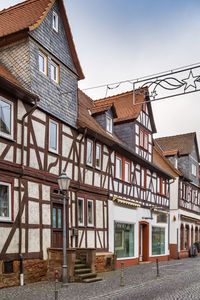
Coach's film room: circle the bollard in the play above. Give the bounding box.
[55,270,59,300]
[120,262,125,287]
[156,258,160,277]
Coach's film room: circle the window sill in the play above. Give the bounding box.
[0,134,15,143]
[48,149,60,156]
[0,220,14,224]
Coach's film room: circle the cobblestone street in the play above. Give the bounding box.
[0,257,200,300]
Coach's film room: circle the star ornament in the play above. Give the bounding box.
[182,70,198,91]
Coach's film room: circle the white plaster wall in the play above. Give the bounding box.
[17,100,27,120]
[94,173,101,187]
[29,149,39,169]
[0,143,7,156]
[62,135,73,157]
[32,120,45,148]
[14,190,19,219]
[48,155,59,175]
[42,204,51,225]
[87,231,95,248]
[62,125,72,136]
[29,201,39,224]
[29,229,40,252]
[7,229,19,253]
[85,170,93,185]
[43,229,51,260]
[108,200,169,259]
[42,185,50,201]
[103,155,108,172]
[0,228,11,252]
[32,109,46,122]
[96,200,103,228]
[4,146,13,162]
[28,181,39,198]
[170,178,179,210]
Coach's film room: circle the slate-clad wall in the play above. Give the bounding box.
[29,0,76,74]
[0,39,31,90]
[188,144,199,186]
[114,121,134,150]
[29,39,78,127]
[178,155,189,180]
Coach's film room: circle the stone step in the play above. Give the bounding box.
[78,273,97,280]
[82,277,102,283]
[75,259,82,264]
[74,268,91,274]
[74,264,87,269]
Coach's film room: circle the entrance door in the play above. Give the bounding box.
[52,203,63,248]
[139,222,149,262]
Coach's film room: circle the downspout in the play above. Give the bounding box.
[19,98,38,285]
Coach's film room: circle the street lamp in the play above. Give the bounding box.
[58,171,71,286]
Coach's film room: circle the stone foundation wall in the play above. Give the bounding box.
[170,244,178,259]
[95,253,115,273]
[179,250,189,259]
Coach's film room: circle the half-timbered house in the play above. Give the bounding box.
[155,133,200,259]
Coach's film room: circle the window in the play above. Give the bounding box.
[157,177,166,195]
[0,97,13,139]
[50,60,59,83]
[124,161,130,182]
[106,116,113,134]
[192,164,197,176]
[78,198,84,226]
[53,11,58,32]
[87,140,93,166]
[0,182,12,221]
[49,120,58,153]
[141,168,146,189]
[139,128,148,150]
[87,200,94,226]
[116,156,122,180]
[114,222,134,258]
[39,51,47,75]
[152,227,165,255]
[95,144,101,169]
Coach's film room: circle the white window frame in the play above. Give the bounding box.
[106,116,113,134]
[116,156,122,180]
[52,11,58,32]
[49,119,59,153]
[87,139,93,166]
[124,161,130,183]
[39,51,47,75]
[50,60,59,83]
[192,163,197,176]
[87,199,94,227]
[95,143,101,170]
[78,198,84,226]
[0,97,14,140]
[0,182,12,222]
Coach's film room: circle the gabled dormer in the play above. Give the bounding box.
[156,132,200,186]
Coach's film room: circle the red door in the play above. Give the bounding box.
[52,203,63,248]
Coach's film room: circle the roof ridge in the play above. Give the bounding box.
[94,90,133,102]
[155,132,196,141]
[0,0,42,15]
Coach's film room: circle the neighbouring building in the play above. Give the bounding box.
[155,133,200,259]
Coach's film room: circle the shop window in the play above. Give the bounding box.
[78,198,84,226]
[39,50,47,75]
[152,227,165,255]
[114,222,134,258]
[49,119,58,153]
[53,11,58,32]
[0,182,12,221]
[95,144,101,169]
[87,200,94,226]
[86,139,93,166]
[0,97,13,139]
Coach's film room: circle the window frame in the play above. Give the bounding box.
[115,155,122,180]
[0,181,12,222]
[106,115,113,135]
[49,119,59,154]
[38,50,48,76]
[192,163,197,176]
[86,139,93,167]
[78,197,84,227]
[140,168,146,189]
[139,128,149,151]
[87,199,94,227]
[0,97,14,140]
[52,11,58,32]
[50,60,59,84]
[124,160,131,183]
[95,143,102,170]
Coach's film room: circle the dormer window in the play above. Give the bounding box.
[53,11,58,32]
[50,60,59,83]
[106,116,112,134]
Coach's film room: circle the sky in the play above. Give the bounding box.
[0,0,200,149]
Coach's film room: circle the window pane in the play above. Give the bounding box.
[50,121,57,151]
[125,162,130,182]
[157,177,160,193]
[96,145,101,168]
[114,223,134,258]
[116,157,122,179]
[53,208,56,228]
[51,63,58,82]
[78,199,84,225]
[144,134,148,150]
[106,116,112,133]
[0,184,9,218]
[140,130,143,146]
[39,53,46,74]
[0,99,11,135]
[58,209,62,228]
[87,200,93,225]
[87,141,93,165]
[152,227,165,255]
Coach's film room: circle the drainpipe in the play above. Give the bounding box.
[19,98,38,285]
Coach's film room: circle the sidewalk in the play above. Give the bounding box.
[0,257,198,300]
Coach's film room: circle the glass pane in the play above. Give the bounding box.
[0,99,11,135]
[116,158,122,179]
[0,184,9,217]
[39,54,45,73]
[53,208,56,228]
[50,121,57,150]
[140,130,143,146]
[114,223,134,258]
[87,141,93,164]
[87,201,93,225]
[125,162,130,182]
[78,199,83,225]
[58,208,62,228]
[51,64,57,81]
[152,227,165,255]
[96,145,101,168]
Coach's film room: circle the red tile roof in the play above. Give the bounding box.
[0,0,84,79]
[155,133,197,156]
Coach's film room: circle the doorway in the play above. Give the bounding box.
[52,203,63,248]
[139,221,149,262]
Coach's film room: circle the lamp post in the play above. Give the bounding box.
[58,171,71,286]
